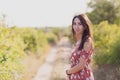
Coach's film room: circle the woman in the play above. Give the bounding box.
[66,14,94,80]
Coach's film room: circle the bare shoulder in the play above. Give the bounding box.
[83,37,93,52]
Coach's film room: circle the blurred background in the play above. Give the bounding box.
[0,0,120,80]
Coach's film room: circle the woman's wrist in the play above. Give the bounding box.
[66,69,71,75]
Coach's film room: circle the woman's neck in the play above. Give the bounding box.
[75,34,82,46]
[76,34,82,41]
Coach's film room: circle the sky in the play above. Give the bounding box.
[0,0,90,27]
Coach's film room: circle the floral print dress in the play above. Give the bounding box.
[69,46,94,80]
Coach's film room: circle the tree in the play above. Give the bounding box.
[87,0,120,25]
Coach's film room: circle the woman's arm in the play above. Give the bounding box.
[67,56,87,74]
[66,38,93,74]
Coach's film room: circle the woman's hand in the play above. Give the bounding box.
[66,75,69,80]
[65,69,70,80]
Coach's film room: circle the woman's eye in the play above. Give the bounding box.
[78,23,82,25]
[73,22,76,25]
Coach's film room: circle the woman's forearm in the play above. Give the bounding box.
[67,57,87,74]
[67,62,85,74]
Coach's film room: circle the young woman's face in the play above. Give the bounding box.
[73,17,84,35]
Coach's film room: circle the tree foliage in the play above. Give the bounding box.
[87,0,120,25]
[92,21,120,66]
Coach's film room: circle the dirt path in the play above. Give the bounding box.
[20,52,47,80]
[33,37,72,80]
[34,47,58,80]
[50,37,72,80]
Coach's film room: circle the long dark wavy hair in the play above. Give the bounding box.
[72,14,94,50]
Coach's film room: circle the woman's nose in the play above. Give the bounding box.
[76,24,79,27]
